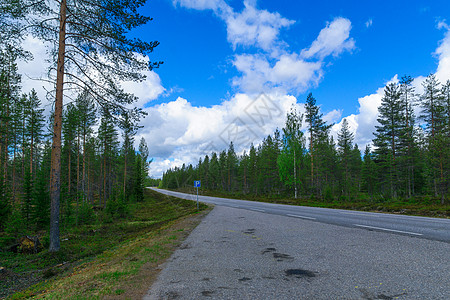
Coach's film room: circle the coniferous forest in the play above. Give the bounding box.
[0,81,153,242]
[161,74,450,205]
[0,0,158,250]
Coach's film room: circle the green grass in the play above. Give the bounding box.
[1,189,208,299]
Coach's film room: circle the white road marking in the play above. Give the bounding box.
[354,224,423,236]
[339,211,380,217]
[286,214,316,220]
[249,208,265,212]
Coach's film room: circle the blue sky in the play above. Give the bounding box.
[135,0,448,113]
[18,0,450,177]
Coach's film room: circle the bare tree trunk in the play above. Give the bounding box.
[3,103,9,188]
[49,0,67,253]
[77,133,80,202]
[68,149,71,200]
[30,123,34,177]
[123,156,127,197]
[82,132,86,202]
[103,154,106,207]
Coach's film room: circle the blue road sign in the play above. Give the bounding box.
[194,180,201,187]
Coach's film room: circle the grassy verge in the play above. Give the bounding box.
[173,187,450,218]
[1,189,210,299]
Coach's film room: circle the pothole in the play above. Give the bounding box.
[285,269,316,278]
[273,253,294,261]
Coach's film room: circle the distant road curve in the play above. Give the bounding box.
[150,187,450,243]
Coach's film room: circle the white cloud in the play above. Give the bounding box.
[140,92,298,177]
[435,21,450,83]
[230,16,354,93]
[232,54,323,93]
[365,19,373,28]
[17,36,54,110]
[301,17,355,60]
[224,0,294,51]
[172,0,224,11]
[174,0,294,51]
[121,70,165,107]
[323,109,342,124]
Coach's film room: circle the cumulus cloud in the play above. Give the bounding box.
[301,17,355,60]
[17,36,54,110]
[232,53,324,93]
[348,23,450,149]
[435,20,450,83]
[224,0,294,51]
[121,70,165,107]
[230,17,354,93]
[140,93,298,177]
[174,1,354,95]
[174,0,293,51]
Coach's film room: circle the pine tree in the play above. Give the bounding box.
[75,90,96,202]
[22,0,161,252]
[226,142,238,192]
[26,89,45,179]
[304,93,332,196]
[337,118,354,200]
[98,108,119,206]
[209,152,219,190]
[134,154,144,202]
[32,166,50,230]
[420,74,446,202]
[120,114,137,201]
[361,145,376,200]
[373,82,403,198]
[399,75,417,198]
[138,137,151,184]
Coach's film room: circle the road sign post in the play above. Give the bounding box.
[194,180,201,210]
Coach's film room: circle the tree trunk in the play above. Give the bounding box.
[49,0,67,253]
[82,131,86,202]
[123,155,127,197]
[68,148,71,200]
[77,133,80,202]
[30,122,34,177]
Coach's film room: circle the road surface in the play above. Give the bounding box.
[149,188,450,243]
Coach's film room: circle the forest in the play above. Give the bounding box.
[161,74,450,205]
[0,76,152,244]
[0,0,159,250]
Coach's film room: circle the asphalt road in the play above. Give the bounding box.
[145,205,450,299]
[149,188,450,243]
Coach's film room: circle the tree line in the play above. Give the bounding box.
[0,71,152,240]
[1,0,159,250]
[161,74,450,204]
